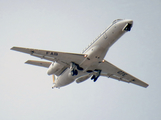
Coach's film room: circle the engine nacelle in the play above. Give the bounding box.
[47,62,66,76]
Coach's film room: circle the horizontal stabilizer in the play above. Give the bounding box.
[25,60,52,68]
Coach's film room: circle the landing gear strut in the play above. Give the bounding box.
[91,70,101,82]
[71,69,78,76]
[70,62,82,76]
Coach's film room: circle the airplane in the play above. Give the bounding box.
[11,19,149,89]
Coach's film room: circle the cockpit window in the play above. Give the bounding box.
[112,19,123,24]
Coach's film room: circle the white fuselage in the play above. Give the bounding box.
[53,19,133,88]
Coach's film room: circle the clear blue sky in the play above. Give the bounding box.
[1,0,161,120]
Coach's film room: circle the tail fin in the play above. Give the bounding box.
[52,75,55,89]
[52,75,59,89]
[52,75,55,84]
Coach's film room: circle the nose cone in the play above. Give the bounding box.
[128,20,133,25]
[126,19,133,25]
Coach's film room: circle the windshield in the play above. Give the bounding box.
[112,19,123,24]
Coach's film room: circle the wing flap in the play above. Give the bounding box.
[99,60,149,88]
[25,60,52,68]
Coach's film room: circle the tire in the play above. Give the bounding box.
[74,70,78,75]
[71,70,78,76]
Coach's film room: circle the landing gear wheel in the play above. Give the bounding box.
[91,75,95,80]
[71,69,78,76]
[74,70,78,75]
[93,77,98,82]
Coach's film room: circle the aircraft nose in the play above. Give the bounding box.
[128,20,133,25]
[125,19,133,25]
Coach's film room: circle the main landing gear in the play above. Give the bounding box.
[71,69,78,76]
[70,62,83,76]
[91,70,101,82]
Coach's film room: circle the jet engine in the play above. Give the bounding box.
[47,62,66,76]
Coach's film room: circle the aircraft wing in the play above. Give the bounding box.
[11,46,85,67]
[98,60,149,88]
[25,60,52,68]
